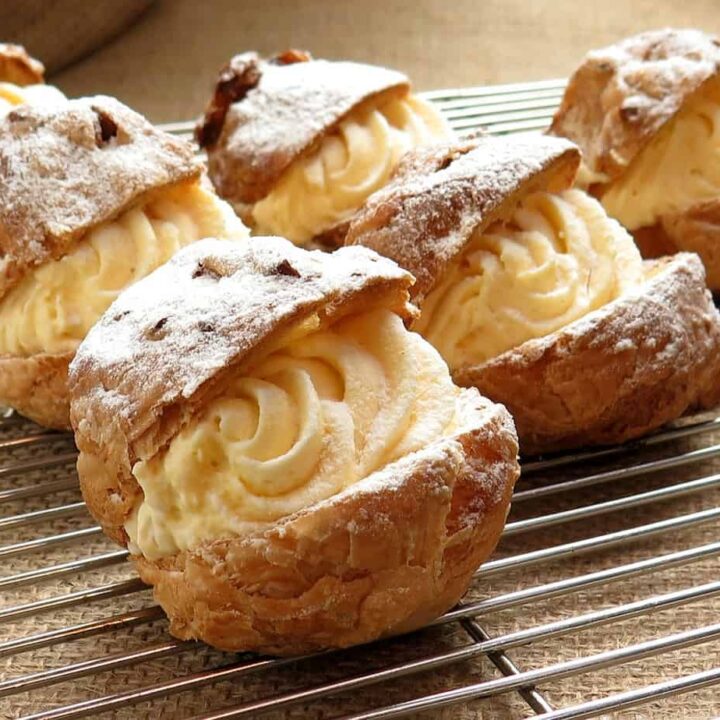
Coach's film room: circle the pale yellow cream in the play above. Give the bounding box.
[252,94,452,245]
[414,189,644,369]
[601,80,720,229]
[0,183,248,356]
[0,81,65,116]
[126,309,462,559]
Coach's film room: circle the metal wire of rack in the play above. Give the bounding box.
[2,79,720,720]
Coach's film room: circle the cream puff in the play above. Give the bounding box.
[69,237,519,654]
[0,43,65,116]
[196,50,452,247]
[0,96,248,429]
[346,135,720,453]
[550,28,720,289]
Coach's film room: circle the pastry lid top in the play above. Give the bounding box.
[550,28,720,181]
[69,237,415,463]
[346,134,580,302]
[0,95,201,299]
[196,50,410,204]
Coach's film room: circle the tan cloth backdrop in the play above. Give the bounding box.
[52,0,720,123]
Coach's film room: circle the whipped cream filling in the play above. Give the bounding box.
[0,81,65,117]
[126,309,462,559]
[415,189,644,369]
[600,80,720,229]
[0,182,248,356]
[251,94,452,245]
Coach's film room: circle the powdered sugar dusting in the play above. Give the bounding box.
[0,95,201,299]
[550,28,720,179]
[204,53,409,204]
[69,237,415,450]
[346,134,580,301]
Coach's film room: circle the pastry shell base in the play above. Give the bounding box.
[0,352,71,429]
[133,391,518,655]
[455,253,720,454]
[632,200,720,291]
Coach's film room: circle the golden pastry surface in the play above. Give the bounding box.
[414,189,644,369]
[0,183,247,356]
[252,95,451,244]
[0,81,65,115]
[601,80,720,229]
[126,309,462,559]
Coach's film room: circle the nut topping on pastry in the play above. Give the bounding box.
[0,43,45,86]
[69,237,519,654]
[0,96,249,428]
[197,51,452,246]
[0,43,65,117]
[550,28,720,289]
[346,134,720,452]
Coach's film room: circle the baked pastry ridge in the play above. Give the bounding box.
[69,237,520,654]
[0,96,248,428]
[0,43,65,116]
[550,28,720,288]
[346,134,720,452]
[197,50,452,246]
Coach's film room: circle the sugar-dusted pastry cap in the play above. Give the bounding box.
[196,50,410,205]
[70,237,415,481]
[0,95,202,300]
[0,43,44,85]
[549,28,720,181]
[345,134,580,302]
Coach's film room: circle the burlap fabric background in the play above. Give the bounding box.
[2,409,720,718]
[46,0,720,124]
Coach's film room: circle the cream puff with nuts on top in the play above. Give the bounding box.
[69,237,519,654]
[346,134,720,453]
[550,28,720,289]
[196,50,452,247]
[0,96,248,428]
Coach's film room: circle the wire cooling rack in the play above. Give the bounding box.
[3,79,720,720]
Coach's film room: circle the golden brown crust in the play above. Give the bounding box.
[0,96,201,299]
[455,254,720,454]
[345,135,580,303]
[71,236,520,654]
[549,28,720,181]
[0,352,71,429]
[643,200,720,290]
[134,392,518,654]
[0,43,44,85]
[70,237,418,543]
[196,50,410,206]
